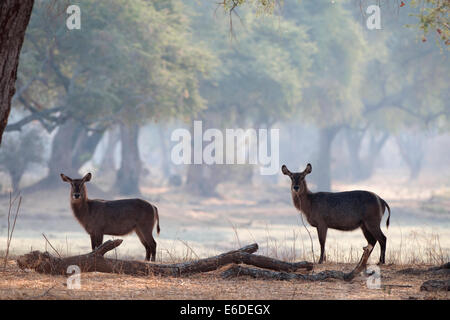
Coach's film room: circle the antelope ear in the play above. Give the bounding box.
[281,165,291,176]
[82,172,92,182]
[304,163,312,175]
[60,173,72,183]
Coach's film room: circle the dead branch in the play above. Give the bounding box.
[420,279,450,292]
[238,253,313,272]
[222,244,373,282]
[17,241,313,276]
[25,285,56,300]
[427,262,450,272]
[42,233,61,258]
[397,262,450,275]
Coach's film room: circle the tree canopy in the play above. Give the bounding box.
[1,0,448,194]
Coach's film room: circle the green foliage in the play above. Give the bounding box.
[408,0,449,47]
[221,0,282,15]
[364,4,450,133]
[283,0,370,127]
[187,1,316,127]
[192,0,449,134]
[12,0,449,139]
[15,0,215,130]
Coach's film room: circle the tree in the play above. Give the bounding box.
[344,127,389,182]
[5,0,120,186]
[342,3,449,183]
[0,0,35,144]
[106,0,213,195]
[182,1,315,195]
[99,127,120,176]
[222,0,449,48]
[0,127,44,193]
[396,130,426,180]
[5,0,213,194]
[282,0,370,191]
[1,0,447,148]
[408,0,449,46]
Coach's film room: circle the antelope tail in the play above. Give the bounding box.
[154,205,160,235]
[380,198,391,228]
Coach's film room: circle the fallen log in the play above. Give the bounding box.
[238,253,313,272]
[420,279,450,292]
[397,262,450,275]
[16,240,312,276]
[222,244,373,282]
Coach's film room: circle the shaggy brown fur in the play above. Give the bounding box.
[282,163,390,264]
[61,173,160,261]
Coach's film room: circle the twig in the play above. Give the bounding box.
[163,248,176,264]
[3,192,22,270]
[381,284,413,288]
[42,233,62,258]
[90,239,123,256]
[228,219,242,249]
[299,213,316,264]
[25,285,57,300]
[179,239,200,260]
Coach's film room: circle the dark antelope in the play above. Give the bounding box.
[61,173,160,261]
[282,163,390,264]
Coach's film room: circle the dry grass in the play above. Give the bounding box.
[2,192,21,270]
[0,256,448,300]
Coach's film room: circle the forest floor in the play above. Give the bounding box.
[0,168,449,299]
[0,257,449,300]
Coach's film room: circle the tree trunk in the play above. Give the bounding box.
[16,241,313,276]
[345,128,365,181]
[117,124,141,195]
[0,0,35,144]
[99,127,120,174]
[364,132,389,177]
[10,167,24,194]
[396,133,424,180]
[185,164,224,197]
[345,129,389,182]
[71,128,104,171]
[21,120,103,193]
[47,120,79,181]
[158,124,171,177]
[47,120,104,182]
[314,126,340,191]
[184,121,225,197]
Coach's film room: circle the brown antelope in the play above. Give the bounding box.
[61,172,160,261]
[282,163,390,264]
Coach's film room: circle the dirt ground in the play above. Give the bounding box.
[0,258,448,300]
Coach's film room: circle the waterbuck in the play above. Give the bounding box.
[282,163,390,264]
[61,172,160,261]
